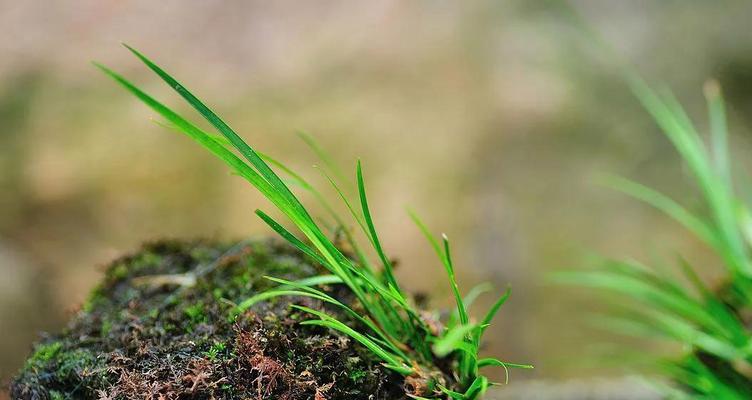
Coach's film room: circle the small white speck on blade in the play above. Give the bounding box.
[485,376,661,400]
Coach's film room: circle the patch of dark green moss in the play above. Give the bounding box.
[11,238,408,399]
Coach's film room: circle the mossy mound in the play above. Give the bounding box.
[11,239,408,399]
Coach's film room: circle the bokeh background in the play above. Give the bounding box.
[3,0,752,395]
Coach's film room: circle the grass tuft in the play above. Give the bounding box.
[96,45,530,399]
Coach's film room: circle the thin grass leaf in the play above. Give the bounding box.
[477,358,533,370]
[123,44,310,221]
[409,211,470,328]
[255,209,327,266]
[356,161,401,293]
[442,234,469,326]
[479,287,511,334]
[297,130,348,184]
[277,274,343,288]
[258,150,374,271]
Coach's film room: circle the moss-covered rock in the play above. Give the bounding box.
[11,239,407,399]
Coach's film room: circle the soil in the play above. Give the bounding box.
[10,238,412,400]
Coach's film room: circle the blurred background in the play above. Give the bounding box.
[3,0,752,395]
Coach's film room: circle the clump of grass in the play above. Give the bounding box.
[95,45,531,399]
[559,77,752,398]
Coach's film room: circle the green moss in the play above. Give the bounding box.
[136,251,162,267]
[349,369,369,383]
[109,262,129,280]
[184,301,207,324]
[100,319,112,337]
[54,349,103,380]
[82,286,106,313]
[203,341,227,361]
[231,270,251,288]
[26,341,62,368]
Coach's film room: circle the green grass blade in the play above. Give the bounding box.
[123,45,311,221]
[442,234,469,326]
[462,376,489,399]
[264,277,410,359]
[480,287,511,333]
[260,151,374,273]
[232,290,328,316]
[356,161,401,293]
[275,275,343,288]
[477,358,534,369]
[409,211,470,326]
[448,283,493,328]
[255,209,327,266]
[94,63,281,207]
